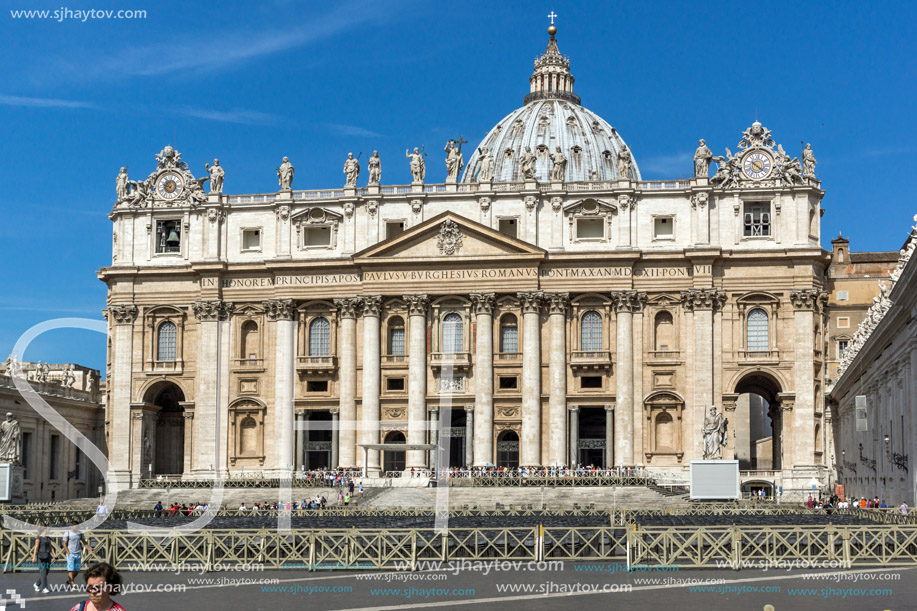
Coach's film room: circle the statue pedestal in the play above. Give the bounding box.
[524,181,538,191]
[366,184,380,195]
[550,181,564,191]
[445,182,457,193]
[207,193,222,204]
[411,182,424,194]
[0,464,26,504]
[477,180,492,192]
[693,178,709,187]
[343,187,357,197]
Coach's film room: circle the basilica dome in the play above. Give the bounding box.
[462,27,640,184]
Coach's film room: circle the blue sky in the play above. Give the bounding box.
[1,0,915,373]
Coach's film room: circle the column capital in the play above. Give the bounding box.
[402,294,429,316]
[107,304,138,325]
[545,292,570,315]
[428,405,440,414]
[470,292,496,315]
[611,290,647,313]
[604,404,615,412]
[679,289,726,312]
[262,298,296,321]
[568,405,580,413]
[329,408,340,416]
[192,300,234,321]
[517,291,544,314]
[464,405,475,414]
[334,296,362,319]
[790,289,828,312]
[362,295,383,317]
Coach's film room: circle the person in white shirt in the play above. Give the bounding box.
[95,500,109,516]
[900,502,909,515]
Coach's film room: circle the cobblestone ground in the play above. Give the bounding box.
[2,562,911,611]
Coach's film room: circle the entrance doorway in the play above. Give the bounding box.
[382,431,406,472]
[496,430,519,468]
[147,382,185,476]
[734,373,783,470]
[577,407,607,467]
[306,411,332,469]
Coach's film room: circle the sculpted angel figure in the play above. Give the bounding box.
[343,152,360,187]
[367,150,381,185]
[519,146,537,180]
[477,147,495,182]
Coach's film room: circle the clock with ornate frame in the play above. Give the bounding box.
[742,151,773,180]
[156,172,185,200]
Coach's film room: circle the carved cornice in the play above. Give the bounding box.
[517,291,544,314]
[545,292,570,315]
[470,292,496,316]
[680,289,726,312]
[334,296,362,319]
[362,295,383,318]
[611,290,647,313]
[262,299,296,321]
[108,304,138,325]
[192,300,234,321]
[402,294,429,316]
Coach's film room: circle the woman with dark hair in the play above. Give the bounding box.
[68,562,126,611]
[31,525,57,593]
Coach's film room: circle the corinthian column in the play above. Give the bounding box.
[546,293,569,466]
[108,304,137,485]
[612,291,646,466]
[470,292,495,466]
[264,299,296,474]
[192,300,234,475]
[404,294,429,469]
[518,291,544,466]
[361,295,383,475]
[334,296,361,468]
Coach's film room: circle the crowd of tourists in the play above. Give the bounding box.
[806,494,909,514]
[411,465,646,478]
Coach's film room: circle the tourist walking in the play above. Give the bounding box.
[62,521,93,591]
[68,562,126,611]
[31,525,56,594]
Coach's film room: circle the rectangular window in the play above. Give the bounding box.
[303,226,331,247]
[242,228,261,251]
[837,291,848,301]
[389,328,405,355]
[306,380,328,393]
[74,448,82,481]
[500,324,518,353]
[576,218,604,240]
[838,340,849,360]
[386,221,405,240]
[21,432,31,480]
[581,376,602,389]
[49,435,60,480]
[837,317,850,329]
[653,217,674,239]
[743,204,771,237]
[498,376,518,390]
[386,377,405,391]
[155,220,182,254]
[498,218,518,238]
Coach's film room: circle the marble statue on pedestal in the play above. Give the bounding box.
[694,139,713,178]
[803,143,817,178]
[702,405,728,460]
[205,159,224,194]
[343,153,360,187]
[406,147,425,183]
[444,140,464,180]
[0,412,22,465]
[519,146,537,180]
[550,146,567,181]
[616,145,634,180]
[277,156,294,191]
[477,147,494,182]
[116,167,130,201]
[367,150,381,185]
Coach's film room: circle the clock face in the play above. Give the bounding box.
[742,152,772,180]
[157,173,184,199]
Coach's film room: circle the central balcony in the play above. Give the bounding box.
[296,355,337,374]
[430,352,471,371]
[569,350,612,371]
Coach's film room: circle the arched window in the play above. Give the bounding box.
[388,316,405,355]
[157,321,177,361]
[746,309,769,352]
[654,311,674,352]
[309,317,331,356]
[581,311,602,351]
[240,320,259,360]
[442,313,463,354]
[500,314,518,353]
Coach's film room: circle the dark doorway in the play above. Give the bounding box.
[496,430,519,468]
[306,411,332,469]
[383,431,406,473]
[734,373,783,470]
[448,408,467,468]
[150,383,185,476]
[577,407,607,467]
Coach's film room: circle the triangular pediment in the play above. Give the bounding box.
[354,212,546,263]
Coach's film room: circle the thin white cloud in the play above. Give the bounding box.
[172,106,278,125]
[325,123,383,138]
[0,94,96,109]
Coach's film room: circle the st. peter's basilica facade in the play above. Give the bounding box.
[100,26,829,498]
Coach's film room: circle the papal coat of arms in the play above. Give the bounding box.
[436,219,463,255]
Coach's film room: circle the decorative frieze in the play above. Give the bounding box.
[262,299,296,321]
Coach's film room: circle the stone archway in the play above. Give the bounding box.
[143,381,186,476]
[728,372,784,471]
